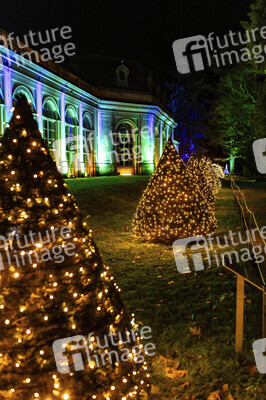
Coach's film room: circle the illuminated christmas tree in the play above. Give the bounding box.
[199,156,222,196]
[0,96,149,400]
[186,154,216,208]
[133,138,216,243]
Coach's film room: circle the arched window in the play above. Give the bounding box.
[83,114,94,176]
[65,108,78,140]
[42,99,59,155]
[13,87,36,114]
[115,122,135,167]
[83,114,93,154]
[65,107,78,176]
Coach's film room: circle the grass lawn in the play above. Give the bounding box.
[66,176,265,400]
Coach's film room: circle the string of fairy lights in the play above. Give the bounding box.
[0,98,150,399]
[199,157,222,196]
[186,154,216,209]
[133,139,217,243]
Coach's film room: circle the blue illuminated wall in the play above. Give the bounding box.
[0,47,176,176]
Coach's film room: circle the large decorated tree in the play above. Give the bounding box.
[0,96,149,400]
[199,156,222,196]
[186,154,216,208]
[133,138,216,243]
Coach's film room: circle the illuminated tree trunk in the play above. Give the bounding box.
[230,154,235,174]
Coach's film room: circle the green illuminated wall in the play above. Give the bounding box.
[0,47,176,177]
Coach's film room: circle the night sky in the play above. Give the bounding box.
[0,0,252,79]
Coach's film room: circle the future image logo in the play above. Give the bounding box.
[172,235,211,273]
[173,27,266,74]
[252,138,266,174]
[253,338,266,374]
[172,35,211,74]
[53,335,90,374]
[52,326,155,374]
[173,226,266,274]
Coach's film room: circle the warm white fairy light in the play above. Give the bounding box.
[0,103,150,400]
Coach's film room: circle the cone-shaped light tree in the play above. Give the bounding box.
[199,156,222,196]
[186,154,216,208]
[133,138,216,243]
[0,96,149,400]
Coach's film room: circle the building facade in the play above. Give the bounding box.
[0,46,176,177]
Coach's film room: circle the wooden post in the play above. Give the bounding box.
[235,275,245,353]
[263,287,266,338]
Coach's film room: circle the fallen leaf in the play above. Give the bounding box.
[223,384,229,392]
[179,381,190,389]
[164,367,188,379]
[207,390,222,400]
[246,365,258,375]
[172,361,180,369]
[189,326,202,337]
